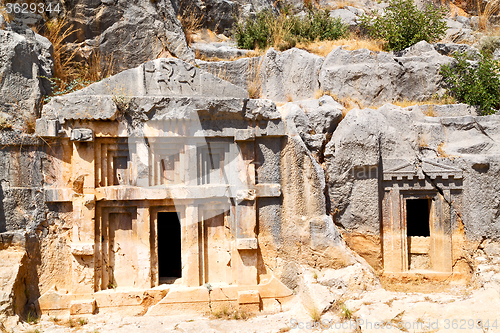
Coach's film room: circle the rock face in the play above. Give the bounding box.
[324,103,500,273]
[199,41,454,104]
[59,0,194,71]
[320,41,453,105]
[171,0,276,35]
[260,48,324,102]
[0,22,53,128]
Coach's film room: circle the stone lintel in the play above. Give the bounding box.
[234,129,255,141]
[236,238,258,250]
[45,188,74,202]
[70,243,95,256]
[93,184,281,201]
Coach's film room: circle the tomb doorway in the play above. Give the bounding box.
[158,212,182,283]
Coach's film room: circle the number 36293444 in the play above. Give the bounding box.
[4,2,61,14]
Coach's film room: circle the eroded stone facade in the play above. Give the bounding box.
[33,58,294,315]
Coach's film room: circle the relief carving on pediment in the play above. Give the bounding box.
[144,59,198,95]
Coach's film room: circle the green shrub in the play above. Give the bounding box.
[360,0,447,51]
[234,8,348,50]
[291,9,348,42]
[440,51,500,115]
[235,10,274,50]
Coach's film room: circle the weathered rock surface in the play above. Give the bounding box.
[199,41,455,105]
[324,103,500,270]
[260,48,324,102]
[59,0,194,71]
[0,22,53,128]
[197,56,263,92]
[171,0,276,35]
[320,41,453,105]
[280,96,343,157]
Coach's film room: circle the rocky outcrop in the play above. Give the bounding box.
[320,41,453,105]
[260,48,324,102]
[324,103,500,270]
[57,0,194,71]
[199,41,454,105]
[171,0,276,35]
[0,22,53,129]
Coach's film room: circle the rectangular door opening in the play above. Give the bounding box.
[157,212,182,283]
[406,198,431,270]
[406,199,430,237]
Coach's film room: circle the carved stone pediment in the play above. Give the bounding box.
[383,158,463,181]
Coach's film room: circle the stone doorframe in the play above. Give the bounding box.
[381,158,463,274]
[382,189,452,273]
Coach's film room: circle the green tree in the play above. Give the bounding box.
[440,51,500,115]
[360,0,448,51]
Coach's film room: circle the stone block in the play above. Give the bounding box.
[69,299,96,315]
[234,129,255,141]
[236,238,258,250]
[238,290,260,312]
[71,128,93,142]
[70,243,94,256]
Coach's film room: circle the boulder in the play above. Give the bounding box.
[59,0,194,72]
[0,22,53,129]
[329,6,364,29]
[171,0,276,35]
[319,41,453,105]
[260,48,324,102]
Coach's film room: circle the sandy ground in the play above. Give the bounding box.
[10,283,500,333]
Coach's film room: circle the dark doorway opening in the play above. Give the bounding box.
[406,199,431,237]
[158,212,182,281]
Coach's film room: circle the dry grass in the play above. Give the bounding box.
[478,0,500,31]
[331,0,360,9]
[266,12,295,50]
[211,306,249,320]
[33,18,114,99]
[437,142,450,158]
[0,3,12,23]
[37,18,79,84]
[314,89,365,117]
[177,5,204,46]
[247,58,263,99]
[85,47,115,83]
[390,95,456,108]
[296,38,384,57]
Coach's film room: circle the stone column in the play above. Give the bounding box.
[382,186,406,273]
[233,133,258,285]
[70,140,96,294]
[184,204,200,287]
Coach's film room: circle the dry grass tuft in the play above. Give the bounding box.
[296,38,384,57]
[211,306,250,320]
[331,0,360,9]
[177,6,204,46]
[390,95,456,109]
[33,18,115,100]
[247,58,263,99]
[38,18,79,84]
[266,12,295,51]
[0,3,12,23]
[478,0,500,30]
